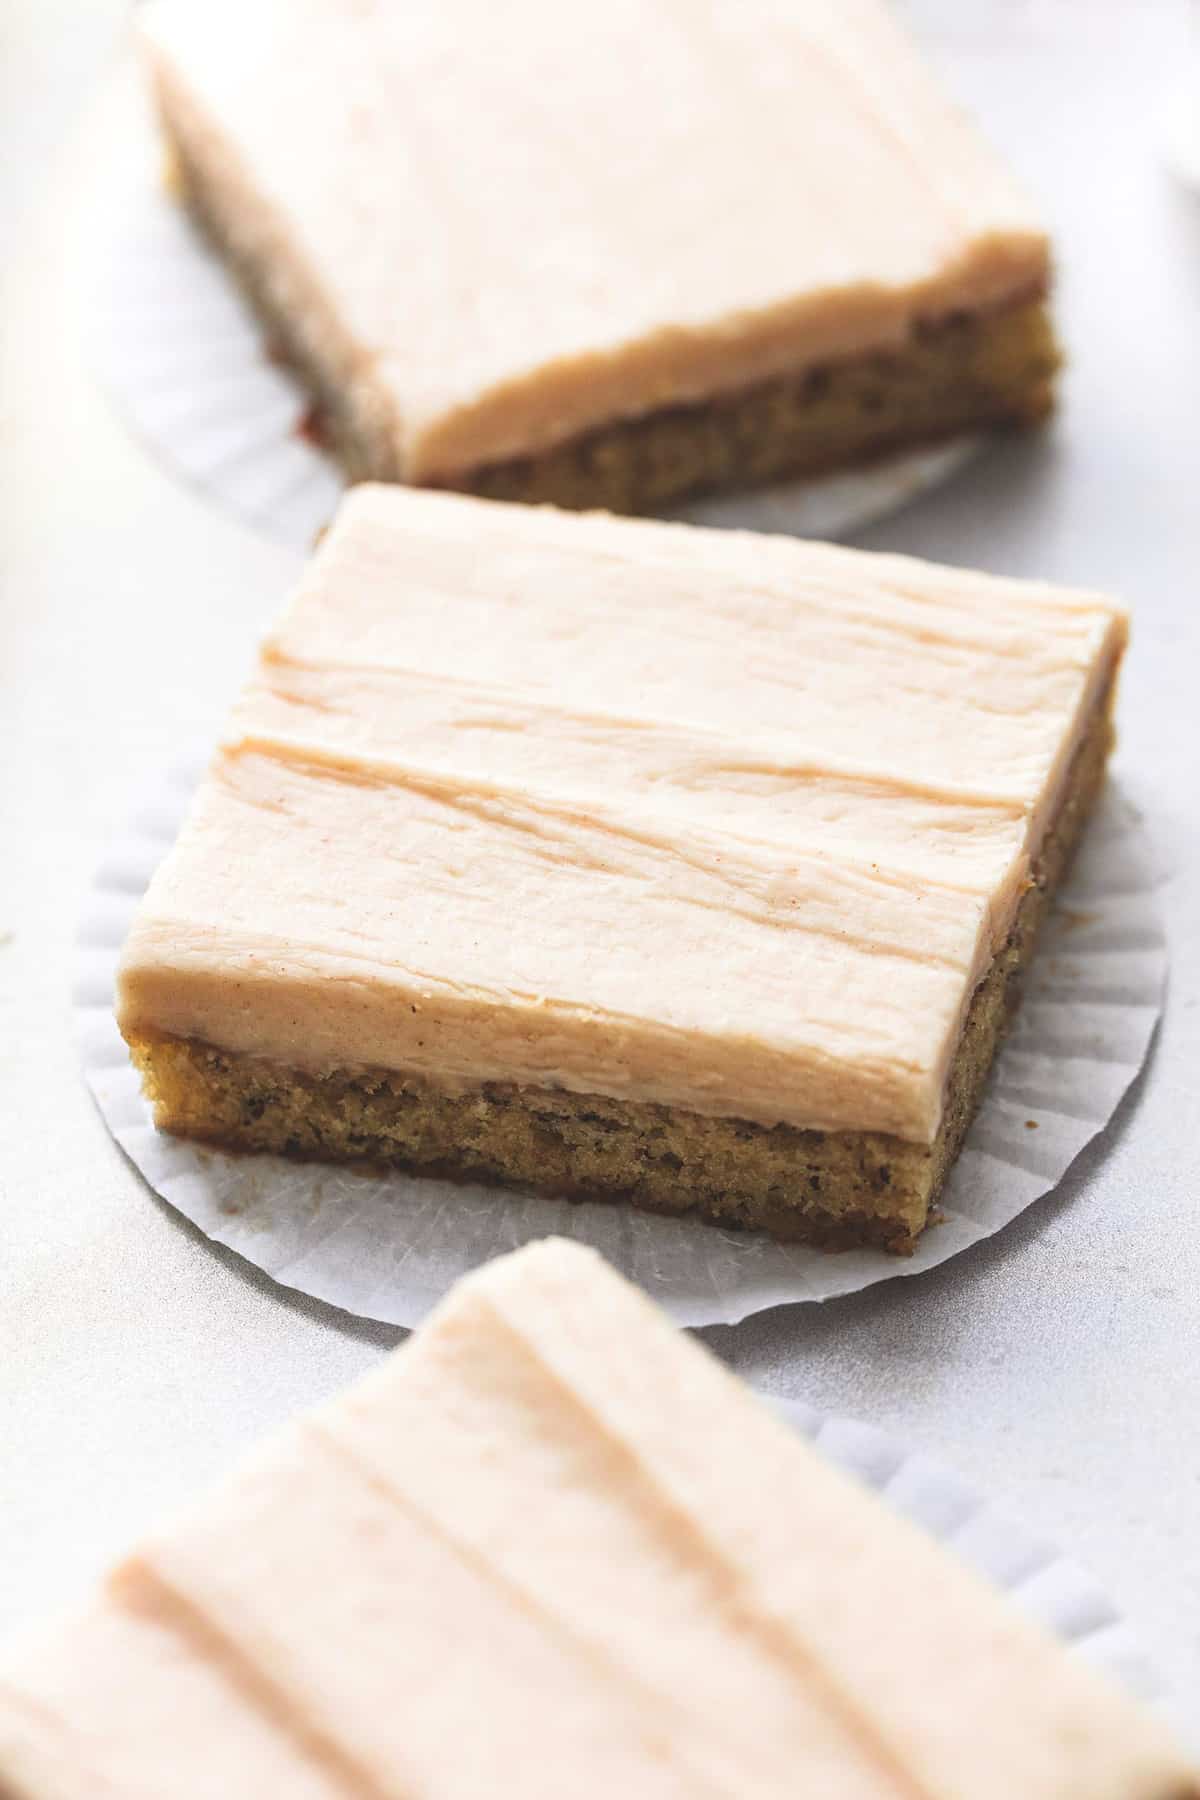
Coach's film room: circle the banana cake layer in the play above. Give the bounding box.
[141,0,1058,512]
[1,1243,1195,1796]
[116,487,1126,1250]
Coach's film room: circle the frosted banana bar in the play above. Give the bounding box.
[140,0,1059,512]
[0,1242,1193,1796]
[115,487,1126,1249]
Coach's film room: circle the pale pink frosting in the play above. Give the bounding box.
[116,488,1125,1142]
[0,1244,1191,1795]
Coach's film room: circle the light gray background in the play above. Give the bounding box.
[2,0,1197,1732]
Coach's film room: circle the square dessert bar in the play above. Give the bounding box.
[117,488,1127,1251]
[140,0,1059,514]
[0,1242,1194,1796]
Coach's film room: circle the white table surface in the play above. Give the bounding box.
[2,0,1197,1737]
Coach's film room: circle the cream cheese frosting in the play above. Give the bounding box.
[0,1242,1192,1796]
[117,487,1125,1144]
[140,0,1050,480]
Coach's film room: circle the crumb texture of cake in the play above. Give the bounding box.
[141,0,1058,506]
[0,1242,1194,1797]
[115,487,1126,1248]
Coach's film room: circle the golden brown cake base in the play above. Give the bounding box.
[463,299,1059,515]
[165,120,1059,516]
[125,692,1112,1254]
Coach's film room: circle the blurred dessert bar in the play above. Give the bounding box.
[0,1242,1194,1796]
[140,0,1059,513]
[115,487,1126,1251]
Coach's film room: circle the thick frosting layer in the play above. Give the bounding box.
[117,488,1125,1142]
[141,0,1050,479]
[0,1243,1192,1795]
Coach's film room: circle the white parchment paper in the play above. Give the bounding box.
[75,762,1166,1330]
[775,1400,1175,1720]
[96,171,980,552]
